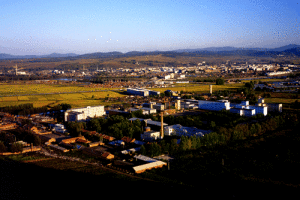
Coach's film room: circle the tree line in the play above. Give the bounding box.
[139,112,299,157]
[66,114,142,140]
[0,103,71,116]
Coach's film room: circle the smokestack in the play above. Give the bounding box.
[176,100,181,110]
[160,112,164,139]
[209,85,213,94]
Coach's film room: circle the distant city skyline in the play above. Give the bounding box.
[1,0,299,55]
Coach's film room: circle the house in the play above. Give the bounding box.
[101,152,114,160]
[0,123,18,131]
[121,136,135,144]
[61,136,90,144]
[99,133,115,141]
[30,126,52,135]
[38,133,67,144]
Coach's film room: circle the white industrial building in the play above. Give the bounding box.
[133,155,167,173]
[164,124,211,137]
[127,88,149,97]
[127,88,160,97]
[52,124,67,133]
[257,98,282,113]
[198,100,231,111]
[64,105,105,122]
[153,103,165,111]
[197,99,268,117]
[230,107,256,117]
[181,101,198,110]
[140,128,161,141]
[230,101,268,117]
[129,107,157,115]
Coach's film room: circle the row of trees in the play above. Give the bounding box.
[0,103,71,116]
[0,129,41,153]
[139,112,300,156]
[66,115,142,139]
[163,110,265,130]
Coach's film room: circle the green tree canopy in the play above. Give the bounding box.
[216,78,225,85]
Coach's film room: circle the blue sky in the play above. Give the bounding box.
[1,0,299,55]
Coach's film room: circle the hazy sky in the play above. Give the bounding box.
[1,0,299,55]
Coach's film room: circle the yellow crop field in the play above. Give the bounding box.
[18,96,30,101]
[0,89,125,109]
[2,96,18,102]
[0,84,103,96]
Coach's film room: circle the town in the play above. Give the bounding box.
[1,51,300,200]
[0,82,286,174]
[1,50,300,196]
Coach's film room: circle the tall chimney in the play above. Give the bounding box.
[209,85,213,94]
[160,112,164,139]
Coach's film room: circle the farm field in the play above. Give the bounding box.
[150,83,245,93]
[0,81,296,109]
[0,83,108,96]
[0,90,125,108]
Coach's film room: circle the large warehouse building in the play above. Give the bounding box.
[198,100,231,111]
[64,105,105,122]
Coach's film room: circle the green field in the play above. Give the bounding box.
[150,83,244,93]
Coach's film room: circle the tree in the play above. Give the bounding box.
[67,121,86,137]
[148,143,161,157]
[0,141,7,152]
[88,118,101,132]
[24,133,41,146]
[140,145,146,155]
[180,136,192,151]
[209,121,216,130]
[10,143,23,153]
[169,139,178,155]
[131,110,144,118]
[216,78,225,85]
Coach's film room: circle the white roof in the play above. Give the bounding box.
[128,118,168,126]
[133,161,167,173]
[134,155,158,162]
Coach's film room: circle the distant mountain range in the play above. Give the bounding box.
[0,53,78,59]
[1,44,300,60]
[175,44,300,52]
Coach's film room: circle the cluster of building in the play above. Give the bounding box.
[254,81,300,93]
[197,98,282,117]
